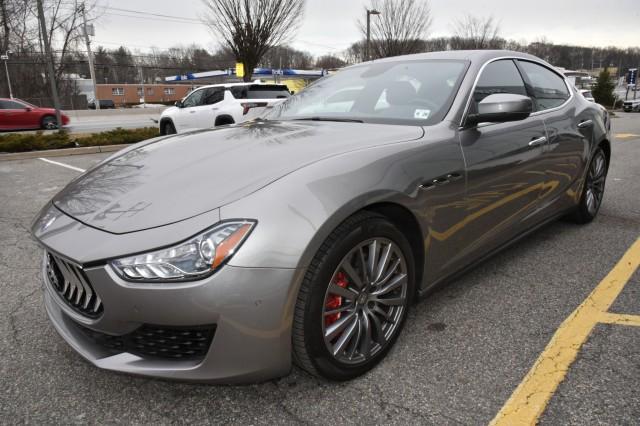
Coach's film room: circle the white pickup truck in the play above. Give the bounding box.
[159,82,291,135]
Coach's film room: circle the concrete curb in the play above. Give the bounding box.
[0,144,131,161]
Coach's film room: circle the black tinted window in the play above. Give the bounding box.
[202,88,224,105]
[473,60,527,110]
[232,85,290,99]
[518,61,569,110]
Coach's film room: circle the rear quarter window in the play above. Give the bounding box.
[232,85,291,99]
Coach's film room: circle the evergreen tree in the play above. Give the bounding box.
[592,68,616,108]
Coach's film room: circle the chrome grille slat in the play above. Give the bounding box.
[45,252,103,318]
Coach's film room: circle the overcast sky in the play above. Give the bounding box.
[92,0,640,57]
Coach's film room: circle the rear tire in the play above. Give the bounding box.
[41,115,58,130]
[568,146,608,224]
[292,212,415,381]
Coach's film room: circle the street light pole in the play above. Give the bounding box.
[1,50,13,98]
[365,9,380,62]
[81,3,100,110]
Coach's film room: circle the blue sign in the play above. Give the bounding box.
[627,68,637,85]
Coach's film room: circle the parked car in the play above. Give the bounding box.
[88,99,116,110]
[0,98,69,130]
[159,82,290,134]
[32,50,610,383]
[623,99,640,112]
[579,89,595,102]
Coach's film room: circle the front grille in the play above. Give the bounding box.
[45,252,103,317]
[77,323,216,360]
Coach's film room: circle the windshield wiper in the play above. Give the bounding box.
[293,117,364,123]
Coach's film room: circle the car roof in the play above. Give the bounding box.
[347,49,544,67]
[192,82,287,90]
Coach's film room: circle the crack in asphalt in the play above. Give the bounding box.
[7,286,40,346]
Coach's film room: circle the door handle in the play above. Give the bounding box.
[528,136,547,147]
[189,110,196,114]
[578,120,593,128]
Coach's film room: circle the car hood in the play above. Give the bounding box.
[53,120,423,234]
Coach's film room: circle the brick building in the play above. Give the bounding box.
[95,84,193,106]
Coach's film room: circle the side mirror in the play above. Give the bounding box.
[466,94,533,126]
[174,100,183,108]
[25,107,32,112]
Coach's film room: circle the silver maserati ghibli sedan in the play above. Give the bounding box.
[32,50,611,383]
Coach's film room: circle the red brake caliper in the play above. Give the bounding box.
[325,272,348,327]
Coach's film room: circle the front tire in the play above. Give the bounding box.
[161,121,176,135]
[41,115,58,130]
[292,212,415,380]
[569,146,608,224]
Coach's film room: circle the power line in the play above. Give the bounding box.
[101,11,207,26]
[101,6,202,23]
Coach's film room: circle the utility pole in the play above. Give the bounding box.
[1,50,13,98]
[36,0,62,128]
[365,9,380,62]
[81,3,99,110]
[139,66,145,106]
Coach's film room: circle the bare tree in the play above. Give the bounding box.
[203,0,305,81]
[450,15,502,50]
[358,0,432,59]
[343,40,365,64]
[315,54,345,70]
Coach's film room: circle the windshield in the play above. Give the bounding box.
[266,59,468,125]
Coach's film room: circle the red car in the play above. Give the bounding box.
[0,98,70,130]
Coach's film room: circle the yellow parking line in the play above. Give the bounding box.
[614,133,640,139]
[490,237,640,426]
[599,312,640,327]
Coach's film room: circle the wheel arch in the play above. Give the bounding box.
[215,114,235,127]
[159,117,174,135]
[288,198,426,299]
[362,202,425,296]
[598,138,611,165]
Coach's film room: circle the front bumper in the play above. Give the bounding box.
[42,255,300,383]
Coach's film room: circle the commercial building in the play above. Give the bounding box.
[95,84,193,106]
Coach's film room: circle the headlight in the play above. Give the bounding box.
[110,220,255,282]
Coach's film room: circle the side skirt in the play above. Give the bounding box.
[416,208,575,300]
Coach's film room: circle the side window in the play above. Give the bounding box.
[518,61,569,111]
[182,89,205,108]
[230,86,247,99]
[202,88,224,105]
[473,60,527,111]
[0,100,25,109]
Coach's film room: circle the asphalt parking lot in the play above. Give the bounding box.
[1,113,639,424]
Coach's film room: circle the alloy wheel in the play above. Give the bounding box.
[321,238,408,365]
[585,150,606,216]
[43,118,58,130]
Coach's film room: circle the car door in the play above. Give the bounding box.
[174,88,206,132]
[189,87,225,129]
[455,59,549,264]
[0,99,33,129]
[516,60,586,213]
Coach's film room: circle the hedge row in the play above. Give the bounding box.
[0,127,160,153]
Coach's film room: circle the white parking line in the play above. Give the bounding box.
[38,158,86,173]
